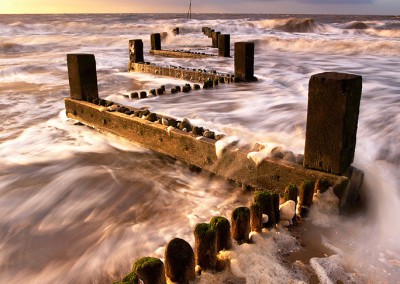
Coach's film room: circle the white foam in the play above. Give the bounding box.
[310,254,361,284]
[309,188,340,228]
[279,200,296,221]
[215,136,239,159]
[167,126,174,135]
[247,151,269,166]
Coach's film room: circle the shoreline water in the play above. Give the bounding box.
[1,13,399,283]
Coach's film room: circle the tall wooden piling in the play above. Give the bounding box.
[151,33,161,51]
[304,72,362,175]
[194,223,217,271]
[234,42,255,82]
[212,31,221,48]
[164,238,195,284]
[218,34,230,57]
[231,207,250,243]
[67,54,99,102]
[129,39,144,64]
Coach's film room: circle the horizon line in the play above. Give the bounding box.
[0,12,398,16]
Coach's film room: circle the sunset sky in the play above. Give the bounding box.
[1,0,399,15]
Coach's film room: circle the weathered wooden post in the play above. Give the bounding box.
[194,223,217,271]
[212,31,221,48]
[218,34,230,57]
[254,191,276,228]
[67,54,99,102]
[299,180,315,217]
[208,29,214,38]
[129,39,144,64]
[150,33,161,51]
[132,257,166,284]
[250,202,262,232]
[234,42,255,82]
[315,178,330,193]
[164,238,195,283]
[284,184,298,222]
[272,193,280,223]
[172,27,180,35]
[231,207,250,243]
[304,72,362,175]
[210,216,232,251]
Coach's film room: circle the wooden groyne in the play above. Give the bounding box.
[129,37,255,82]
[149,32,218,59]
[147,27,231,59]
[65,53,364,205]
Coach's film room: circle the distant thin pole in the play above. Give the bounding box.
[187,0,192,19]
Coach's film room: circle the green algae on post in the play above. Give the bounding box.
[194,223,217,271]
[210,216,232,251]
[132,257,166,284]
[164,238,195,284]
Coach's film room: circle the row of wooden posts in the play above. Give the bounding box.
[113,180,327,284]
[132,35,256,82]
[202,26,231,57]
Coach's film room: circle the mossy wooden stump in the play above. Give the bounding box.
[254,191,276,228]
[164,238,195,284]
[132,257,166,284]
[194,223,217,271]
[231,207,250,243]
[210,216,232,251]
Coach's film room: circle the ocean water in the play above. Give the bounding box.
[0,13,399,283]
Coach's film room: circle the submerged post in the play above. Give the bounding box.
[67,54,98,102]
[129,39,144,64]
[234,42,255,82]
[218,34,230,57]
[304,72,362,175]
[150,33,161,50]
[211,31,221,48]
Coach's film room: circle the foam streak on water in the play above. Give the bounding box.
[0,13,399,283]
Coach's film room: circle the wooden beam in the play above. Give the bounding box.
[65,98,348,194]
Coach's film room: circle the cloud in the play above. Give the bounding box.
[249,0,374,3]
[298,0,374,3]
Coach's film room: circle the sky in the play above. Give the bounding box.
[1,0,399,15]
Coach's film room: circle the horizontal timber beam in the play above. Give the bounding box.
[65,98,348,194]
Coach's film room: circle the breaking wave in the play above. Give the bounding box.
[256,36,400,56]
[258,18,329,33]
